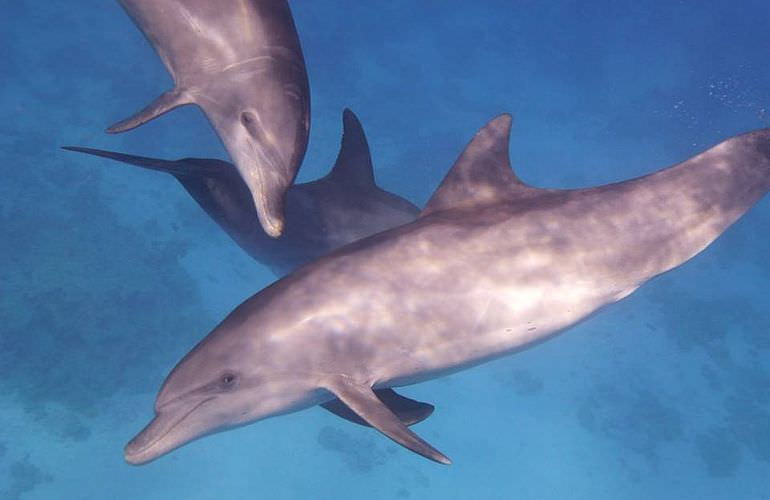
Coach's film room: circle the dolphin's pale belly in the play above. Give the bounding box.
[370,275,628,388]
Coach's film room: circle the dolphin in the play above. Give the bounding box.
[107,0,310,237]
[64,109,419,276]
[124,115,770,465]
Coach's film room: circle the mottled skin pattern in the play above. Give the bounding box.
[125,115,770,465]
[108,0,310,237]
[66,110,418,276]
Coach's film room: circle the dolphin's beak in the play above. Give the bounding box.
[124,415,167,465]
[124,397,213,465]
[205,102,307,239]
[233,139,293,239]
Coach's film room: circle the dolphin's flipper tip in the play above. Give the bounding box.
[325,379,451,465]
[106,89,192,134]
[61,145,196,176]
[414,440,452,465]
[62,145,120,158]
[322,388,436,428]
[106,119,132,134]
[106,111,154,134]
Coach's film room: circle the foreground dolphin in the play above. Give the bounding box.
[65,110,419,276]
[125,115,770,465]
[108,0,310,237]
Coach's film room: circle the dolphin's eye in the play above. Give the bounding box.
[219,372,239,390]
[241,112,256,126]
[240,112,260,138]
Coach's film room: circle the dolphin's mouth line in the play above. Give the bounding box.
[247,137,287,236]
[249,146,270,227]
[127,396,215,457]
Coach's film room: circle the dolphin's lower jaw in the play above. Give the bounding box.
[124,442,157,466]
[124,397,214,465]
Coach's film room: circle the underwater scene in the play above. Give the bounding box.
[2,0,770,498]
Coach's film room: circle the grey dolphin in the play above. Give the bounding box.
[108,0,310,237]
[65,109,419,276]
[124,115,770,465]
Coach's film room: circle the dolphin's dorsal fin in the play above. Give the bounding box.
[324,379,451,464]
[106,88,193,134]
[325,108,376,187]
[421,114,531,216]
[61,146,222,177]
[321,388,434,427]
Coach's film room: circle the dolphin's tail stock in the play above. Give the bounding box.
[604,128,770,284]
[61,146,220,178]
[668,128,770,221]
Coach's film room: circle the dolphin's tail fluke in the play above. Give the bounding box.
[61,146,218,177]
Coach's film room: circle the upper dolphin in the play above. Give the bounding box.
[108,0,310,237]
[124,115,770,466]
[65,109,419,276]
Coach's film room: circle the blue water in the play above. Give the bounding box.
[2,1,770,498]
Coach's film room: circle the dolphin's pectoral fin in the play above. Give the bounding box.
[107,88,193,134]
[321,388,435,427]
[374,389,435,426]
[324,379,451,465]
[61,146,224,179]
[62,146,190,177]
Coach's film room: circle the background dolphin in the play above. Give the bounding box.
[64,109,419,276]
[124,115,770,466]
[107,0,310,238]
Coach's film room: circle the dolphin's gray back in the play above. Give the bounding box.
[286,180,418,252]
[257,126,770,387]
[117,0,303,85]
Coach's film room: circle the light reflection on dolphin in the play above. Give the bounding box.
[125,115,770,465]
[107,0,310,237]
[65,109,419,276]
